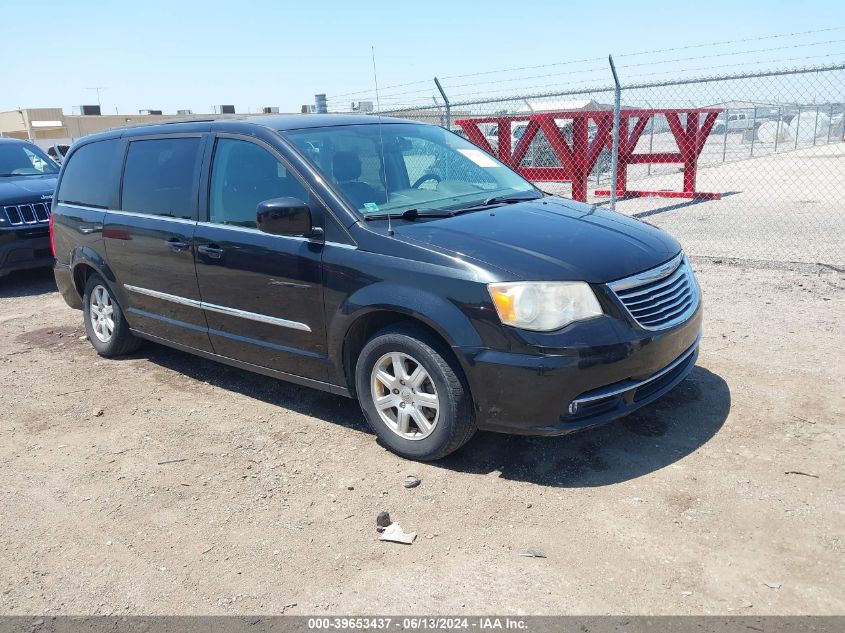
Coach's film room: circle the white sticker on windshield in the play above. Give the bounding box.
[457,148,500,168]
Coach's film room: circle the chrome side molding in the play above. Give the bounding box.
[124,284,312,332]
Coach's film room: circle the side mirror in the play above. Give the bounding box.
[256,197,321,238]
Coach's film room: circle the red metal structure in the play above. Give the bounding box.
[455,108,723,202]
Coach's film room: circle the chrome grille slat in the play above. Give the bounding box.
[624,275,688,308]
[608,255,699,331]
[19,204,36,224]
[33,203,49,222]
[4,206,22,225]
[2,202,51,226]
[629,288,691,319]
[642,299,693,325]
[614,265,686,300]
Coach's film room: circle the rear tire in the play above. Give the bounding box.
[82,273,141,357]
[355,323,476,461]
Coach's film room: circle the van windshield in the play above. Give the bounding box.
[0,143,60,177]
[282,123,539,218]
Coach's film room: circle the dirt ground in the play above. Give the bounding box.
[0,260,843,615]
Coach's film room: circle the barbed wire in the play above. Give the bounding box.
[374,62,845,114]
[327,41,845,111]
[325,26,845,101]
[327,56,845,113]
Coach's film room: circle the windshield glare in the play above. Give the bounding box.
[282,123,537,217]
[0,143,60,176]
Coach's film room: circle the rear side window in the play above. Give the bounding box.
[121,137,202,219]
[56,139,122,208]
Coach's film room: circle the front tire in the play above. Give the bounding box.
[355,323,476,461]
[82,274,141,357]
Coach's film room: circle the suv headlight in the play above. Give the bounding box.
[487,281,602,332]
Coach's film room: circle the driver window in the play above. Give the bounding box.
[209,138,308,228]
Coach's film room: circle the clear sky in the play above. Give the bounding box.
[2,0,842,114]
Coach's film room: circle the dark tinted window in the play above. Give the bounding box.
[56,139,122,208]
[121,137,201,218]
[209,138,308,228]
[0,143,59,176]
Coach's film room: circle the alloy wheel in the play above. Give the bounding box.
[89,284,115,343]
[370,352,440,440]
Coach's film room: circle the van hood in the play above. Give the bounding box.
[0,175,57,205]
[393,197,681,283]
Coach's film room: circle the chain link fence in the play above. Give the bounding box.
[371,64,845,266]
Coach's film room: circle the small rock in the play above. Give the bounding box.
[93,408,104,417]
[741,600,753,608]
[681,591,692,597]
[403,475,421,489]
[347,485,354,491]
[106,540,112,546]
[519,549,546,558]
[376,511,391,532]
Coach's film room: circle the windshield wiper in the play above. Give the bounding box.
[448,192,545,215]
[0,172,56,177]
[483,192,545,205]
[363,208,455,221]
[363,192,545,222]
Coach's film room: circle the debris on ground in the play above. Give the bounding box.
[763,581,782,589]
[519,549,547,558]
[378,523,416,545]
[784,470,819,478]
[376,511,391,532]
[403,474,421,489]
[93,408,104,417]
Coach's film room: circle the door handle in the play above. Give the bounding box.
[197,244,224,259]
[166,238,190,253]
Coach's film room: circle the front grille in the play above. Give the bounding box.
[3,202,51,226]
[608,253,699,330]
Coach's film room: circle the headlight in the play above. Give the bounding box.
[487,281,602,332]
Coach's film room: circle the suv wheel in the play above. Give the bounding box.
[83,274,141,357]
[355,323,476,460]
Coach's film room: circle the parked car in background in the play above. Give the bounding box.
[0,138,60,277]
[52,115,701,460]
[712,110,767,134]
[47,143,71,164]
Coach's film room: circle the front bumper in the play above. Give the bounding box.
[461,303,702,436]
[0,228,53,276]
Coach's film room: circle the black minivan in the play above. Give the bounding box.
[52,115,701,460]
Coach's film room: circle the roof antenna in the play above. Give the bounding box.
[371,46,393,237]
